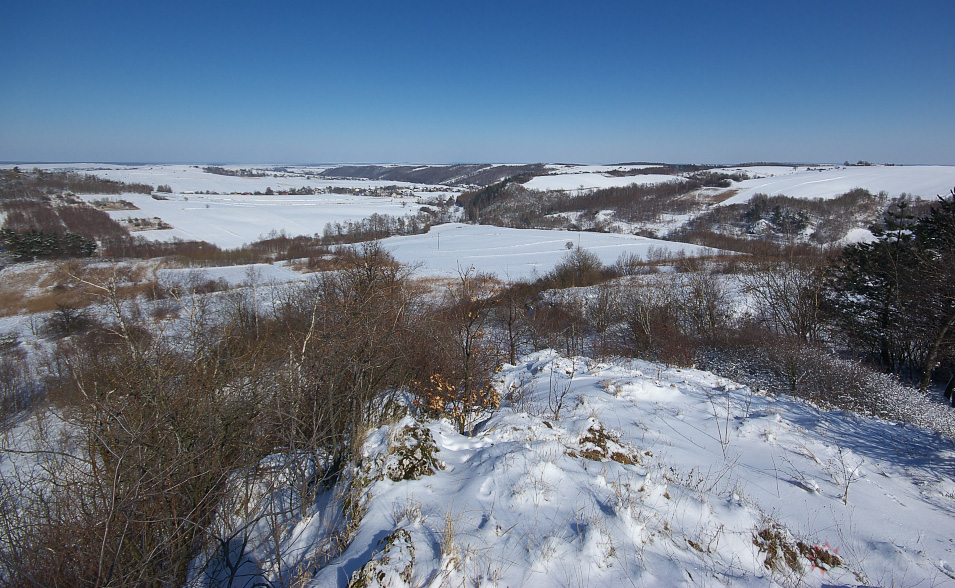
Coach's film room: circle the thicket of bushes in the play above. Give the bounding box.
[459,177,706,228]
[0,229,98,260]
[0,244,506,586]
[678,188,887,244]
[828,192,955,391]
[0,168,153,199]
[0,169,142,260]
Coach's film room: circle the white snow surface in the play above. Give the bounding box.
[545,164,660,174]
[839,227,877,245]
[524,172,682,192]
[9,163,423,194]
[304,351,955,587]
[156,263,307,288]
[379,223,711,280]
[84,191,426,249]
[719,165,955,205]
[521,163,954,200]
[1,164,443,249]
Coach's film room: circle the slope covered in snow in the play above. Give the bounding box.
[12,164,421,195]
[309,352,955,587]
[523,172,682,192]
[719,165,955,205]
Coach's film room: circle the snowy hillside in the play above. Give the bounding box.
[719,165,955,204]
[523,166,683,192]
[0,163,458,249]
[306,352,955,587]
[11,164,422,195]
[2,155,955,586]
[515,164,955,202]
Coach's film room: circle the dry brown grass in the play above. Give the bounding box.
[410,274,505,294]
[0,260,164,317]
[411,276,459,291]
[286,256,346,274]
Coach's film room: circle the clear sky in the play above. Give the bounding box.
[2,0,953,165]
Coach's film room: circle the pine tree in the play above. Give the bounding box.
[911,188,955,390]
[828,190,955,390]
[828,198,920,373]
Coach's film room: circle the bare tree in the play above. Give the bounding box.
[740,248,832,344]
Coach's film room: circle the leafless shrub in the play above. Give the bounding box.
[41,304,95,339]
[2,288,273,587]
[620,275,702,367]
[489,281,534,365]
[739,247,834,343]
[406,268,503,434]
[546,246,609,289]
[0,349,42,425]
[528,300,587,357]
[0,248,426,585]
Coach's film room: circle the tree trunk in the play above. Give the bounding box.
[918,311,955,392]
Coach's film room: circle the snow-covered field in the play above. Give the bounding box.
[719,165,955,204]
[307,352,955,587]
[521,163,955,201]
[523,172,682,192]
[522,164,682,192]
[379,223,711,280]
[82,190,428,249]
[156,262,308,288]
[0,163,459,249]
[10,163,429,195]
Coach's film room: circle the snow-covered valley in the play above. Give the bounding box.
[1,162,954,587]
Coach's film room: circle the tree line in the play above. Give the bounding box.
[1,168,153,199]
[457,172,747,229]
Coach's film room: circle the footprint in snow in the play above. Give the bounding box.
[940,560,955,579]
[478,477,495,499]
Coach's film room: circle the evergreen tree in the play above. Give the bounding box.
[827,190,955,390]
[911,188,955,390]
[828,198,920,373]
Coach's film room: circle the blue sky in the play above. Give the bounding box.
[1,1,952,164]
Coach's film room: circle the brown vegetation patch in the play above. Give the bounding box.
[0,260,160,317]
[753,524,842,575]
[566,422,639,466]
